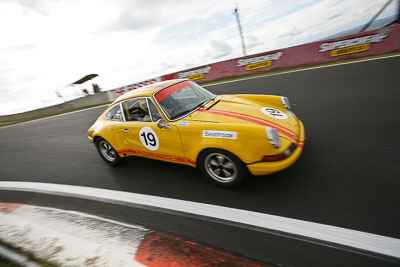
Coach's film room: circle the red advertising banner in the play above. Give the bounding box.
[161,25,400,83]
[107,25,400,101]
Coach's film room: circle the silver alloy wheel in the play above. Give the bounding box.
[204,152,237,183]
[99,140,116,162]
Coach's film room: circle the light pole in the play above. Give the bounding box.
[359,0,394,32]
[234,5,247,56]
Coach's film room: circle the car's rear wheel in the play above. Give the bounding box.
[199,149,246,187]
[96,137,122,166]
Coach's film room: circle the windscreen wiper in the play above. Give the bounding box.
[206,99,220,110]
[194,99,212,110]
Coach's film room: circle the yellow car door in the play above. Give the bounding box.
[119,97,187,165]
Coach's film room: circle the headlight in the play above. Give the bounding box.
[266,127,280,148]
[281,96,291,110]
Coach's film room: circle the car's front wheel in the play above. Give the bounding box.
[96,137,122,166]
[199,149,246,188]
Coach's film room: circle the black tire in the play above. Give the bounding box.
[198,149,246,188]
[95,137,122,166]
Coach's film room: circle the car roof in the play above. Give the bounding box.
[112,79,186,104]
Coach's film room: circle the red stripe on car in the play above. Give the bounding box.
[297,141,304,148]
[212,109,298,136]
[118,149,196,166]
[199,109,298,141]
[155,81,193,102]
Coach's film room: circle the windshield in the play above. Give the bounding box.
[154,81,216,120]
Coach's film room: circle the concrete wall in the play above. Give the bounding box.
[0,92,109,122]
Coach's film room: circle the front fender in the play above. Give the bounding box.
[179,123,289,164]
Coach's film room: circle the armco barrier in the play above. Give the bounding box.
[161,25,400,83]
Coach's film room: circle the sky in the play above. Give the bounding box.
[0,0,398,115]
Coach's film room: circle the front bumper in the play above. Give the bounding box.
[246,120,305,176]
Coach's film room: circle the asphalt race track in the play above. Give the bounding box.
[1,56,400,266]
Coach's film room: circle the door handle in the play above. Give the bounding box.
[122,129,131,133]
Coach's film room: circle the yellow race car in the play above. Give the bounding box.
[88,79,305,187]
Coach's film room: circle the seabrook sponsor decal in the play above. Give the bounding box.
[237,52,283,71]
[202,130,238,140]
[319,31,389,57]
[178,66,212,80]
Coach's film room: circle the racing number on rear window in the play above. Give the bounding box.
[139,127,159,151]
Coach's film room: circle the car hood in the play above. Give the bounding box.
[187,95,300,141]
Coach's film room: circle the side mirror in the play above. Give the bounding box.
[157,119,172,129]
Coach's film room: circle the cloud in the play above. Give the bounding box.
[104,10,164,32]
[328,13,342,20]
[7,44,36,51]
[14,0,52,16]
[278,28,302,41]
[210,40,233,59]
[154,11,233,48]
[245,35,259,49]
[102,0,191,32]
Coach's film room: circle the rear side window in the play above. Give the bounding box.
[105,105,123,121]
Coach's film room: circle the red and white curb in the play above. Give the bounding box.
[0,202,262,266]
[0,182,399,261]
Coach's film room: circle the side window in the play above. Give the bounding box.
[105,105,123,121]
[122,98,151,122]
[148,99,163,121]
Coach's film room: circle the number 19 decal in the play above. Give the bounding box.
[139,127,159,151]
